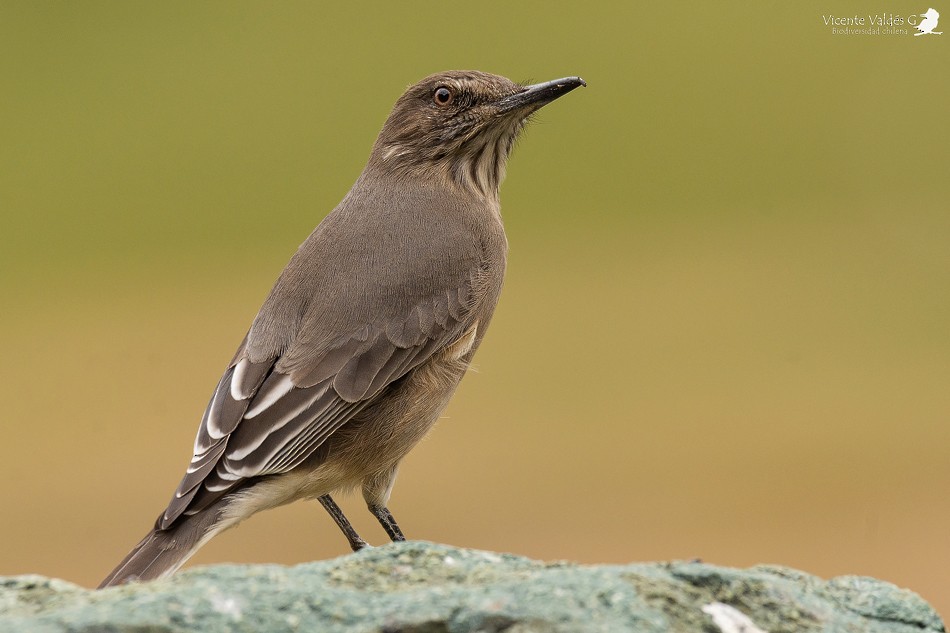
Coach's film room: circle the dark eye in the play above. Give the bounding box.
[433,86,454,106]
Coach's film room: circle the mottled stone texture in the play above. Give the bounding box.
[0,542,943,633]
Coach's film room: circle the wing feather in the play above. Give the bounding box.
[334,334,398,402]
[159,278,478,529]
[292,338,363,388]
[225,380,331,461]
[263,400,368,474]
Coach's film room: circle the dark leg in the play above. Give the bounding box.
[362,465,406,543]
[369,504,406,542]
[318,494,369,552]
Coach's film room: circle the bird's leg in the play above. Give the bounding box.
[318,494,369,552]
[362,465,406,543]
[369,504,406,542]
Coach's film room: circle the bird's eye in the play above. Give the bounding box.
[433,87,454,106]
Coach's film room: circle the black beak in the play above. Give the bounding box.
[496,76,587,114]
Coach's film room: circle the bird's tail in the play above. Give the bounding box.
[98,503,227,589]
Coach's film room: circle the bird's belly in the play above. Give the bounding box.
[293,347,473,496]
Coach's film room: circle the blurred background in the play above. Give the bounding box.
[1,0,947,617]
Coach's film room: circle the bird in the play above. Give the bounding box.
[99,70,586,588]
[914,8,942,35]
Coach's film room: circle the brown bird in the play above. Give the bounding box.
[99,70,586,588]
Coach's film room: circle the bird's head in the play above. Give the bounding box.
[367,71,585,198]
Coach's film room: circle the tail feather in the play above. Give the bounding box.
[99,506,224,589]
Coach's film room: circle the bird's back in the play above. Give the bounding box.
[248,171,508,368]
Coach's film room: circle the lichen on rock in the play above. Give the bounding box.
[0,542,943,633]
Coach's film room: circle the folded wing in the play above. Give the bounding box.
[158,279,478,529]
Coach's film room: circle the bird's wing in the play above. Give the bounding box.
[158,269,485,529]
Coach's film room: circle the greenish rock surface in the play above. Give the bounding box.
[0,542,943,633]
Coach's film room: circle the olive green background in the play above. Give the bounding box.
[1,0,947,617]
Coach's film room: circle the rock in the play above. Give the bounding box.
[0,542,943,633]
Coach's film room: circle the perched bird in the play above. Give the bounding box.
[914,8,942,35]
[99,70,586,588]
